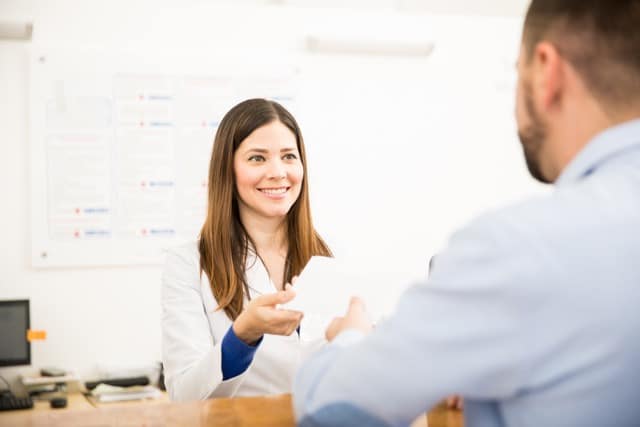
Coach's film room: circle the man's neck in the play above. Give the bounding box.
[552,102,640,178]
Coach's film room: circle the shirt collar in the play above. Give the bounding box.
[245,248,276,297]
[556,118,640,186]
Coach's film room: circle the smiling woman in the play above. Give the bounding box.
[161,98,332,401]
[233,121,304,222]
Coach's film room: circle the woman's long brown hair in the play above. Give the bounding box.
[199,98,332,320]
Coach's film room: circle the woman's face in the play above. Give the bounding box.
[233,120,303,223]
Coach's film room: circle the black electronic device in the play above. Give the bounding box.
[49,396,67,409]
[84,375,149,390]
[0,392,34,411]
[0,300,31,367]
[158,363,166,391]
[40,367,66,377]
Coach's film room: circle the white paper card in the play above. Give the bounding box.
[281,256,359,341]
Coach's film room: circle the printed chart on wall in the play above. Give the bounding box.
[30,48,298,267]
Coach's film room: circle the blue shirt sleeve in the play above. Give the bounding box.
[221,326,263,380]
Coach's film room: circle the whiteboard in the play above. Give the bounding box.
[30,48,301,267]
[30,12,545,314]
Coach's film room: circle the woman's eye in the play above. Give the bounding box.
[283,153,298,160]
[248,155,265,162]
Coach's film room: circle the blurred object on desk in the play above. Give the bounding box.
[21,373,78,387]
[21,372,79,399]
[0,391,34,412]
[95,361,162,385]
[87,384,162,404]
[84,375,149,391]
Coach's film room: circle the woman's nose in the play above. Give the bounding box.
[267,160,286,180]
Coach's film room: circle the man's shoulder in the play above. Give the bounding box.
[453,191,566,247]
[451,173,640,271]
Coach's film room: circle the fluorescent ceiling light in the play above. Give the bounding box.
[0,20,33,41]
[306,36,434,57]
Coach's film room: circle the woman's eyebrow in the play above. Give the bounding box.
[244,146,297,154]
[244,147,268,154]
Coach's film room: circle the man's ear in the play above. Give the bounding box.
[532,41,564,111]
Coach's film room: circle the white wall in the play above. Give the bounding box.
[0,37,165,386]
[0,0,537,389]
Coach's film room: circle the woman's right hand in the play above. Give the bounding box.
[232,285,302,345]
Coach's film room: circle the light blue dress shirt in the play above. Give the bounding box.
[293,119,640,427]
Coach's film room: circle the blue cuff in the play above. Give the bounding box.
[221,326,262,380]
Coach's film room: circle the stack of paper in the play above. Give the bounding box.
[21,373,78,387]
[90,384,161,403]
[21,373,79,397]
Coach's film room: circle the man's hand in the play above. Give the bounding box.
[325,297,373,342]
[445,395,463,410]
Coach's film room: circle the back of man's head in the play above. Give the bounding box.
[523,0,640,114]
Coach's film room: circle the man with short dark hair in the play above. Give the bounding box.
[293,1,640,426]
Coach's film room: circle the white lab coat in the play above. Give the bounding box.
[161,241,323,401]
